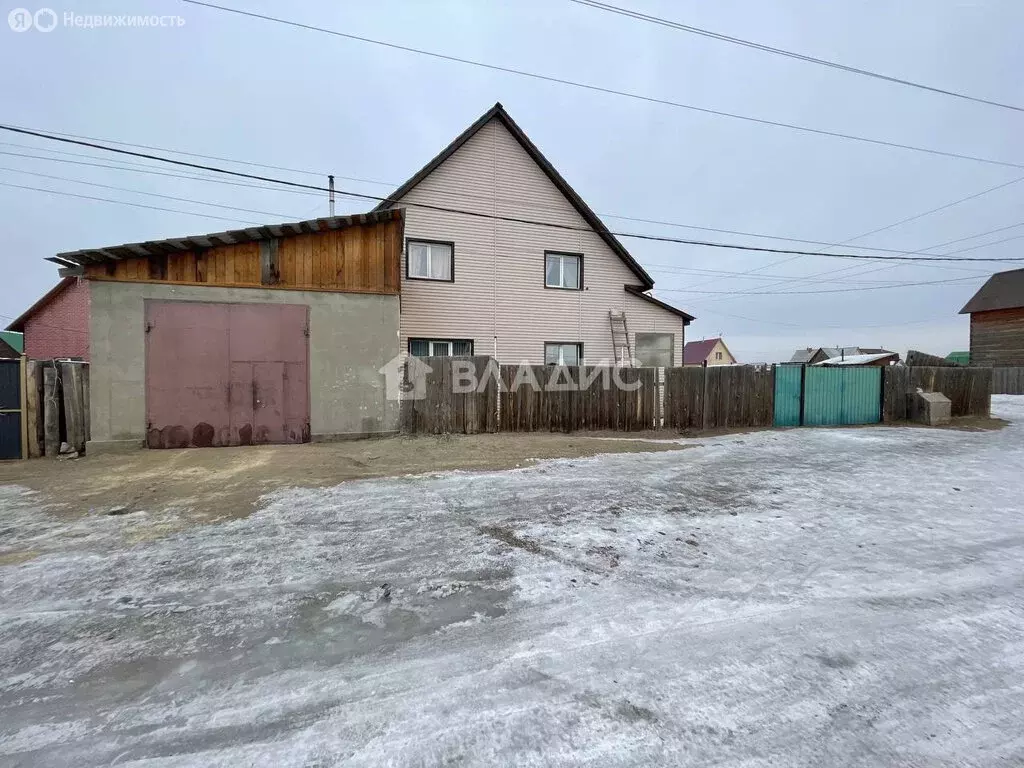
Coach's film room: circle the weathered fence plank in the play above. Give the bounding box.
[910,366,991,417]
[25,360,42,458]
[43,365,60,457]
[992,366,1024,395]
[881,366,910,423]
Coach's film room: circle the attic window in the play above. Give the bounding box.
[407,240,454,281]
[545,252,582,290]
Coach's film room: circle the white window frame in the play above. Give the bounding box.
[544,251,582,290]
[545,342,583,366]
[407,239,454,282]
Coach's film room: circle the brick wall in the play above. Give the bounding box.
[24,279,90,360]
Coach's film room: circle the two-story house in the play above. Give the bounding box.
[374,103,694,367]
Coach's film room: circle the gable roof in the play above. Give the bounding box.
[683,337,729,364]
[959,268,1024,314]
[0,330,23,354]
[624,285,694,323]
[0,336,19,359]
[373,102,655,290]
[5,277,75,332]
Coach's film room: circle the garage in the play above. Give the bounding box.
[44,208,404,453]
[145,301,309,448]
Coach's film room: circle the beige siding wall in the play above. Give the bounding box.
[392,119,686,365]
[707,339,736,366]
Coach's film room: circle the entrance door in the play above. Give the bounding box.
[146,301,309,448]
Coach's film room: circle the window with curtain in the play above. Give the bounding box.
[408,240,454,281]
[544,342,582,366]
[544,252,582,290]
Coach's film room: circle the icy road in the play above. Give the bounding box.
[2,398,1023,766]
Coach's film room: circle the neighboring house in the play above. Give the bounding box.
[20,210,404,452]
[788,346,895,364]
[959,267,1024,365]
[0,336,18,359]
[683,337,736,366]
[5,277,90,360]
[815,351,900,367]
[0,330,23,355]
[374,103,694,367]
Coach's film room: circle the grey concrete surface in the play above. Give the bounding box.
[87,281,400,446]
[2,397,1023,766]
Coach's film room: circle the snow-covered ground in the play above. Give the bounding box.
[2,398,1024,767]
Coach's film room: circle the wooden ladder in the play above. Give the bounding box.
[609,311,633,367]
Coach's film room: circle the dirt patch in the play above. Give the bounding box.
[0,434,685,523]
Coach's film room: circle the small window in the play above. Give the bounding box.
[545,342,582,366]
[407,240,454,281]
[545,252,582,290]
[409,338,473,357]
[715,351,723,360]
[635,333,674,367]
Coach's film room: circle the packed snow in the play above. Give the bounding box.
[2,398,1024,766]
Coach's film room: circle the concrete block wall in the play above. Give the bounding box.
[87,281,400,451]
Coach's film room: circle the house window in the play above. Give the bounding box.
[407,240,454,281]
[544,342,582,366]
[715,351,723,360]
[544,252,582,290]
[635,333,674,367]
[409,338,473,357]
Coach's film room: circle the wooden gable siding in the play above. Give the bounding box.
[83,219,402,295]
[970,307,1024,365]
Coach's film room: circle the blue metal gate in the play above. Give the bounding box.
[0,358,25,460]
[774,365,882,427]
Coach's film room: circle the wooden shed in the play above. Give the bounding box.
[960,268,1024,366]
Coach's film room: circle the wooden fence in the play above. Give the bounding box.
[992,367,1024,395]
[664,365,774,431]
[401,358,995,435]
[399,356,498,435]
[24,360,90,457]
[882,365,992,420]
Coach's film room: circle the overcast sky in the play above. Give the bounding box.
[2,0,1021,362]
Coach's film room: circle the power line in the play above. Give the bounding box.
[178,0,1024,170]
[3,122,1022,264]
[0,165,301,220]
[659,272,982,296]
[0,181,266,226]
[570,0,1024,113]
[7,125,1024,261]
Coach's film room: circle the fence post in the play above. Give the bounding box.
[700,361,708,431]
[19,355,28,460]
[798,363,807,426]
[43,364,60,457]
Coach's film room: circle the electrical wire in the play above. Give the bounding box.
[178,0,1024,170]
[2,123,1021,263]
[570,0,1024,113]
[6,128,1023,260]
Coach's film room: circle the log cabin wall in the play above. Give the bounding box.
[83,215,403,295]
[970,307,1024,366]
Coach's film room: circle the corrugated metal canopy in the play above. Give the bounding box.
[48,208,404,267]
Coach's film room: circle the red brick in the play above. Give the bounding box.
[24,279,90,360]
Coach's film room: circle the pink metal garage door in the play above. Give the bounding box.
[145,301,309,448]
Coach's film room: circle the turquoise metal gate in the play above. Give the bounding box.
[804,367,881,426]
[773,365,802,426]
[774,365,882,427]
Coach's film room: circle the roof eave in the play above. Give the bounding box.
[624,285,695,323]
[5,277,74,332]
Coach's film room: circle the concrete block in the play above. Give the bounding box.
[908,391,951,426]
